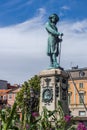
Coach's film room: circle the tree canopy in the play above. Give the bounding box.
[16,75,40,110]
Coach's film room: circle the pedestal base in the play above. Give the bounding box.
[39,68,69,115]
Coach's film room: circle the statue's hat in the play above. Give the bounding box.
[49,13,59,21]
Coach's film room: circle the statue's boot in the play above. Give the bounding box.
[49,63,54,69]
[49,56,54,69]
[53,62,59,68]
[52,54,59,68]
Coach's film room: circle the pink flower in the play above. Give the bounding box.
[77,122,87,130]
[26,124,30,129]
[32,112,39,117]
[64,115,71,122]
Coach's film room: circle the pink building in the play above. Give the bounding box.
[0,86,20,109]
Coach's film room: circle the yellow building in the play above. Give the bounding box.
[67,67,87,117]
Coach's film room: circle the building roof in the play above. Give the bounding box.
[0,87,20,96]
[0,89,11,96]
[0,80,7,82]
[67,67,87,72]
[7,83,20,89]
[11,88,20,93]
[66,67,87,80]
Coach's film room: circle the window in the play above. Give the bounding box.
[79,83,83,88]
[79,71,85,77]
[79,93,84,104]
[0,96,3,99]
[8,94,12,99]
[0,96,2,99]
[3,95,7,100]
[14,94,16,98]
[68,93,71,104]
[79,111,86,116]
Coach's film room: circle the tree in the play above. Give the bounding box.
[16,75,40,129]
[28,75,40,95]
[16,75,40,109]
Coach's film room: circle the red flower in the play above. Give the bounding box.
[64,115,71,122]
[77,122,87,130]
[32,112,39,117]
[26,124,30,129]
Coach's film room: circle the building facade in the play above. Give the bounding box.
[0,89,11,109]
[0,80,8,89]
[0,80,20,109]
[67,67,87,118]
[7,88,20,107]
[0,88,20,109]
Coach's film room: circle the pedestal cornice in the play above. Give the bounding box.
[39,68,69,78]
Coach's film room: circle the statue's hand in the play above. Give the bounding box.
[60,33,63,37]
[59,38,62,42]
[57,37,62,42]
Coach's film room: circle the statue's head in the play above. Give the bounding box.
[49,14,59,23]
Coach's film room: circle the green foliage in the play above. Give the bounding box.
[38,107,53,130]
[1,75,85,130]
[36,101,77,130]
[28,75,40,93]
[16,82,29,109]
[0,102,20,130]
[0,99,85,130]
[15,75,40,130]
[16,75,40,109]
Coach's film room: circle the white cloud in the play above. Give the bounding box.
[61,6,70,10]
[0,12,87,84]
[59,20,87,69]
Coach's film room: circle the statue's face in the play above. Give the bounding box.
[51,16,58,24]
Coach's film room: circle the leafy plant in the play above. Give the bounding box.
[0,102,20,130]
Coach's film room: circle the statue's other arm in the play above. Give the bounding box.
[45,22,60,36]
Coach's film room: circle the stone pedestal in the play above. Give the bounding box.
[39,68,69,115]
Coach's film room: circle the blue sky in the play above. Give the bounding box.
[0,0,87,84]
[0,0,87,26]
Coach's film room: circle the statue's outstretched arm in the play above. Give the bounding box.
[45,22,60,36]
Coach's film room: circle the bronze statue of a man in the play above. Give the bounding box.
[45,14,63,68]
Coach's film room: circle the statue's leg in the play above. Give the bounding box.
[50,54,53,67]
[52,54,59,68]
